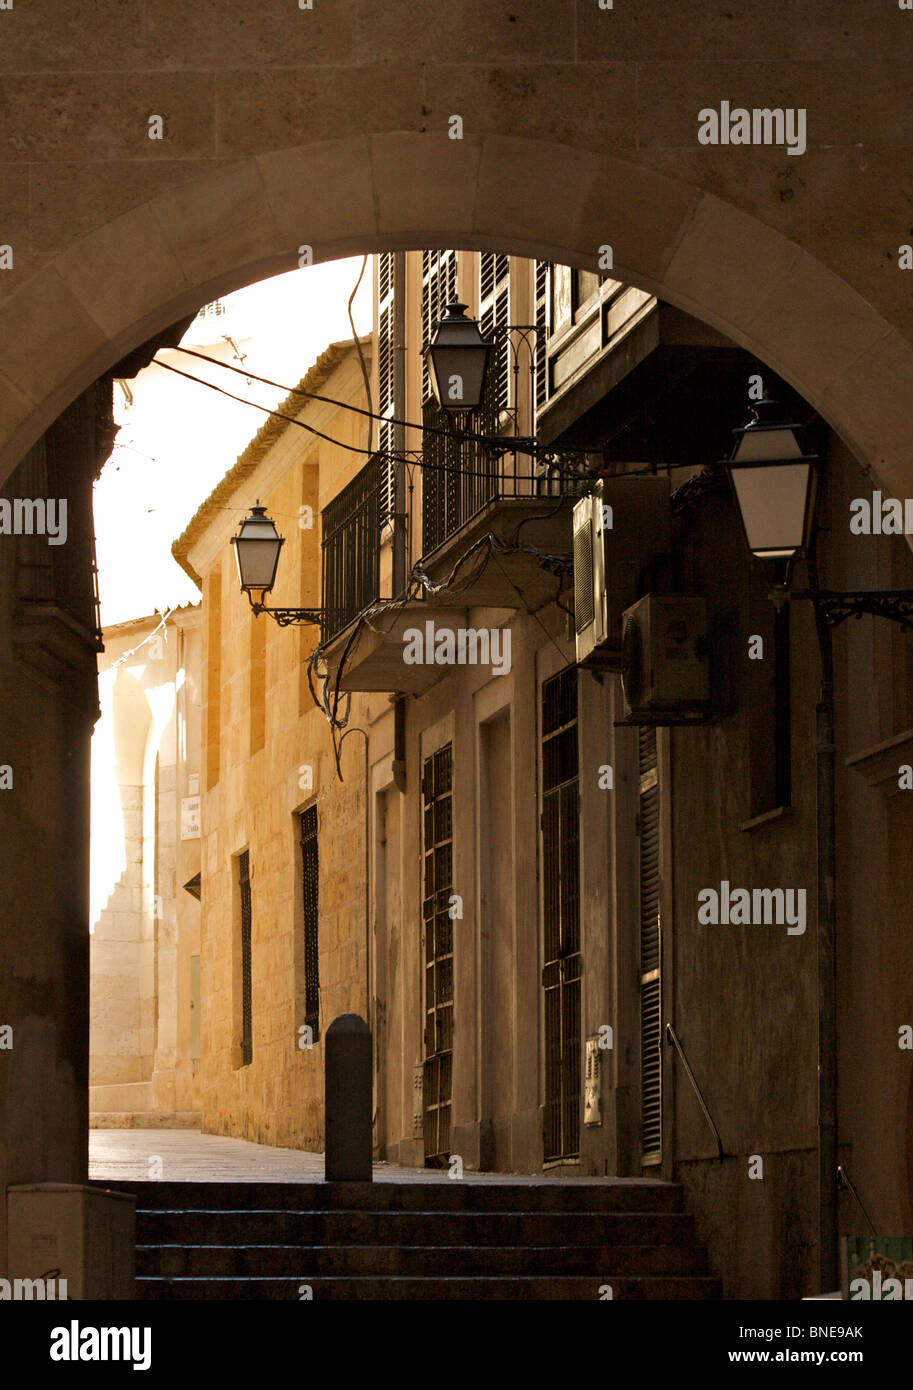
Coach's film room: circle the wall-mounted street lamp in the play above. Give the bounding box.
[423,308,600,477]
[424,301,493,412]
[231,502,324,626]
[725,401,913,629]
[725,398,818,566]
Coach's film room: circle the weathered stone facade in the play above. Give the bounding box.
[173,340,373,1150]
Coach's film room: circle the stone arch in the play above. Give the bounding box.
[0,133,909,504]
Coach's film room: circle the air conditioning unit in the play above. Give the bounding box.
[620,594,711,721]
[573,477,670,668]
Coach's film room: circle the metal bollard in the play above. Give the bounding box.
[324,1013,373,1182]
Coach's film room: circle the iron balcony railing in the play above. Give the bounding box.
[321,325,574,641]
[421,325,563,557]
[421,418,568,557]
[320,452,393,642]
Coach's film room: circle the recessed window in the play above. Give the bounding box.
[299,807,320,1042]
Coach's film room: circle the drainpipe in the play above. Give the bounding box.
[808,548,839,1292]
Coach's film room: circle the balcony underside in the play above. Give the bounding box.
[418,496,575,612]
[537,299,752,463]
[322,604,470,694]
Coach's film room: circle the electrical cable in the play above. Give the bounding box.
[154,358,376,456]
[347,255,373,455]
[156,355,591,485]
[306,517,576,741]
[170,343,551,450]
[111,607,175,666]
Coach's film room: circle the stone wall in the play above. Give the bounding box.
[188,350,371,1150]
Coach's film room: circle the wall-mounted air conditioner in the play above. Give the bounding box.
[620,593,711,722]
[573,477,671,668]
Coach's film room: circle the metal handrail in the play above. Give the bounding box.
[837,1165,877,1237]
[665,1022,724,1162]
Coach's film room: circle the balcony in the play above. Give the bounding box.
[418,350,577,612]
[319,342,580,695]
[321,451,393,644]
[321,452,465,694]
[419,440,576,612]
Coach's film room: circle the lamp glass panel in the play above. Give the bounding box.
[731,462,810,557]
[732,426,803,462]
[234,535,281,590]
[428,343,488,409]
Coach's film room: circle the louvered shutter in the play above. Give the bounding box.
[638,726,662,1162]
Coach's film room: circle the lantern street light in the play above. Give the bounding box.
[725,402,913,629]
[725,398,818,567]
[232,502,284,597]
[424,301,493,412]
[231,503,324,626]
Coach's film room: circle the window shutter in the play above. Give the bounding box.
[480,252,510,415]
[638,726,662,1162]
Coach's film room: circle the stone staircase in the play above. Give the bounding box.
[101,1178,720,1300]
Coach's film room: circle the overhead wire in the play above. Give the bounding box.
[156,354,593,484]
[111,607,175,667]
[169,343,551,450]
[347,255,374,456]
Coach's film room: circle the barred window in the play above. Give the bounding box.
[300,806,320,1041]
[238,850,252,1067]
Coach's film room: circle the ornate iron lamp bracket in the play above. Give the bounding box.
[781,589,913,632]
[248,601,325,627]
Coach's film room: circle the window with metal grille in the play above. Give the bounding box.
[299,806,320,1041]
[479,252,510,416]
[638,726,662,1163]
[541,666,581,1162]
[239,849,253,1067]
[421,250,458,405]
[421,743,454,1166]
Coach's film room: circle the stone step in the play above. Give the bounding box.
[138,1240,709,1278]
[104,1178,684,1213]
[90,1112,201,1130]
[109,1179,718,1300]
[136,1208,698,1247]
[137,1274,722,1300]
